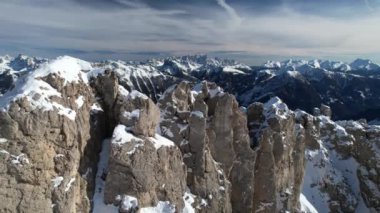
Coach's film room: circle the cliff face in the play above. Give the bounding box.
[158,81,254,212]
[302,111,380,212]
[246,98,310,212]
[0,56,105,213]
[0,56,379,213]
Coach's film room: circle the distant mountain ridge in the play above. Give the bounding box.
[2,54,380,74]
[1,54,380,122]
[263,58,380,73]
[0,55,379,212]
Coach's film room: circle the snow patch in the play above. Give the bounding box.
[111,125,144,154]
[198,199,208,209]
[336,120,365,131]
[64,177,75,192]
[75,96,85,109]
[112,124,143,145]
[33,56,91,85]
[120,195,139,212]
[93,139,119,212]
[0,138,8,143]
[52,102,76,121]
[140,201,176,213]
[129,90,148,100]
[10,153,30,165]
[209,87,224,98]
[287,71,301,78]
[0,56,90,120]
[264,97,290,120]
[183,190,196,213]
[0,149,9,155]
[91,103,103,113]
[223,66,245,74]
[300,193,318,213]
[302,136,370,212]
[148,134,175,150]
[122,109,140,120]
[118,85,129,97]
[51,176,64,188]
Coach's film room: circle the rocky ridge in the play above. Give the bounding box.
[0,56,105,212]
[0,56,379,212]
[2,54,380,121]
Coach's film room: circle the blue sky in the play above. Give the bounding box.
[0,0,380,65]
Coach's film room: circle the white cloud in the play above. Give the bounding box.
[215,0,241,24]
[0,0,379,63]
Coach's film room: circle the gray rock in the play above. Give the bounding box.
[0,72,105,213]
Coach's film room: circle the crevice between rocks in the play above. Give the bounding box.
[86,72,122,212]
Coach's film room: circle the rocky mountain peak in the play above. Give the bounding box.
[0,55,379,213]
[350,58,380,71]
[263,58,380,73]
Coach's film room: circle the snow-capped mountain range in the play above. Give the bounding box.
[0,54,47,73]
[263,58,380,72]
[1,54,380,122]
[0,54,379,213]
[2,54,379,76]
[4,54,378,76]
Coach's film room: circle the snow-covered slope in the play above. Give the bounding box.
[226,59,380,121]
[302,116,380,212]
[0,56,92,120]
[0,54,48,95]
[1,55,379,212]
[1,54,380,121]
[256,97,380,212]
[0,54,47,74]
[248,96,380,212]
[262,58,380,73]
[350,59,380,71]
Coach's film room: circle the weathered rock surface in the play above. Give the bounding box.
[0,55,379,213]
[104,124,187,212]
[246,99,380,213]
[158,81,255,212]
[301,105,380,213]
[158,82,232,212]
[247,98,309,212]
[0,56,105,213]
[98,85,187,212]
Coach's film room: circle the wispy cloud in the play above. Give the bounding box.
[0,0,379,64]
[215,0,241,24]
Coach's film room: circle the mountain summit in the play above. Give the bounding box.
[0,55,379,213]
